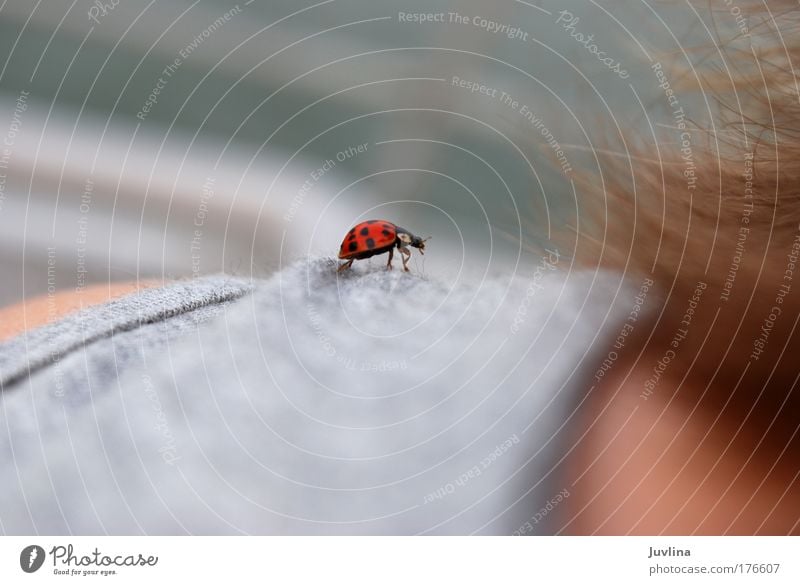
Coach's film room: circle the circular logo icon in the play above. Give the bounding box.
[20,545,45,573]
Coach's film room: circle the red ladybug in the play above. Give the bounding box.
[338,220,427,272]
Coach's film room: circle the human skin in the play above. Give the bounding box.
[562,277,800,535]
[565,354,799,535]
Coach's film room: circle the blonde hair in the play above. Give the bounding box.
[573,3,800,310]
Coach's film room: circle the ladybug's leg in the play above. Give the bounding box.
[337,259,354,273]
[386,248,394,270]
[400,247,411,272]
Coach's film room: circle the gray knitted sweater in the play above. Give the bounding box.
[0,258,628,534]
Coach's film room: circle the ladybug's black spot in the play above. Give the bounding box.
[349,233,357,240]
[382,223,393,230]
[360,227,370,236]
[366,238,376,249]
[348,241,359,252]
[381,229,391,237]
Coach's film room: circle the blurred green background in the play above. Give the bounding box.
[0,0,717,304]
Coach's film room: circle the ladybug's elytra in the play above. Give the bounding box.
[338,220,428,273]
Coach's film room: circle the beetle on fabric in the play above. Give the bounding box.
[337,220,428,272]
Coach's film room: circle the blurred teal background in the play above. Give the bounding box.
[0,0,720,304]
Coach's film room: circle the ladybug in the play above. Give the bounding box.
[338,220,427,272]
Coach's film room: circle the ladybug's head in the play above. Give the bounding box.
[410,235,429,254]
[397,228,429,254]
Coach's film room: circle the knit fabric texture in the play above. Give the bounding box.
[0,258,629,534]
